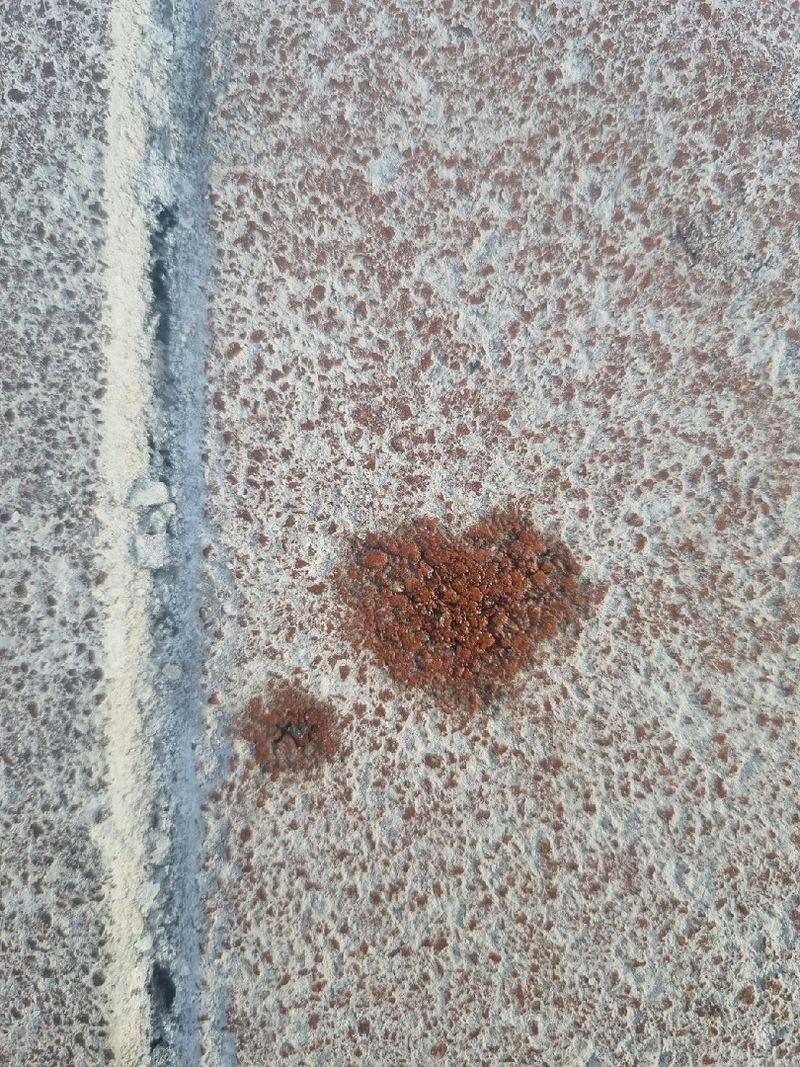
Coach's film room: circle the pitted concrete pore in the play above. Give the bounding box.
[0,1,114,1064]
[199,1,800,1064]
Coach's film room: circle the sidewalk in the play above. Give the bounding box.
[2,1,799,1065]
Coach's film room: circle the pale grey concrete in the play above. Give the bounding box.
[0,1,114,1063]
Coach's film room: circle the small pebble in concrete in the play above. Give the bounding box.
[128,477,170,509]
[133,531,170,569]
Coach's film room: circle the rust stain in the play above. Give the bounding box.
[240,684,339,777]
[338,503,588,711]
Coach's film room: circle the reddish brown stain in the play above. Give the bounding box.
[240,684,338,777]
[338,504,588,711]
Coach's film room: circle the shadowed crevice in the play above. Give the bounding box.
[149,961,177,1051]
[150,204,177,346]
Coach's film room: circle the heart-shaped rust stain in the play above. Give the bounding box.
[338,504,588,711]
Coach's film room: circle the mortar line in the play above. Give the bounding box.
[97,0,165,1060]
[97,0,210,1063]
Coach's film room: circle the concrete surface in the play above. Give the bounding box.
[1,1,114,1062]
[2,0,799,1065]
[2,0,208,1062]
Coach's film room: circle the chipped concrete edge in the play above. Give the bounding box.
[95,0,210,1063]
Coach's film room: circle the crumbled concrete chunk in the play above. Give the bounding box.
[133,532,170,569]
[128,477,170,509]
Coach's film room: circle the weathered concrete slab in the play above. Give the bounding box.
[0,2,114,1063]
[2,0,207,1062]
[198,2,800,1064]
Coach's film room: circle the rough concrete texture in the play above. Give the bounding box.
[0,1,114,1062]
[2,0,207,1061]
[2,0,800,1065]
[199,2,799,1064]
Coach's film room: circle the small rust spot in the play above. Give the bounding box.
[240,684,339,777]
